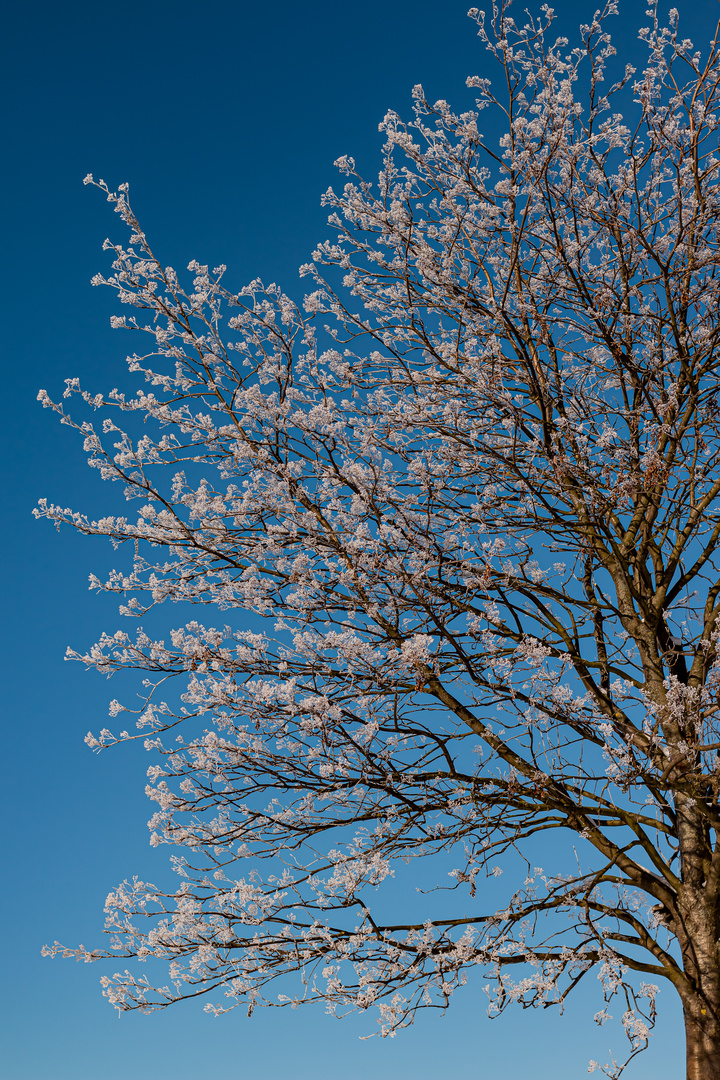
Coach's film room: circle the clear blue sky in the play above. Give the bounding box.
[2,1,716,1077]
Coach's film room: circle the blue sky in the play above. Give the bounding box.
[3,1,717,1076]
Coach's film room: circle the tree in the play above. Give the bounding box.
[37,2,720,1076]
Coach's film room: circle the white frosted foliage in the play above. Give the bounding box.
[38,5,720,1076]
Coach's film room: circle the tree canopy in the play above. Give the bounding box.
[38,3,720,1076]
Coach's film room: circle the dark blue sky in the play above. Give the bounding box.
[3,1,716,1076]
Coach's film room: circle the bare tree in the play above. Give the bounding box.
[38,3,720,1076]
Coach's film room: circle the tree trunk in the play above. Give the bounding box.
[677,795,720,1080]
[685,1009,720,1080]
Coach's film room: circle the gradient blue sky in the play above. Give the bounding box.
[3,1,718,1077]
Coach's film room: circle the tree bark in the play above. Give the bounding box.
[676,795,720,1080]
[685,1010,720,1080]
